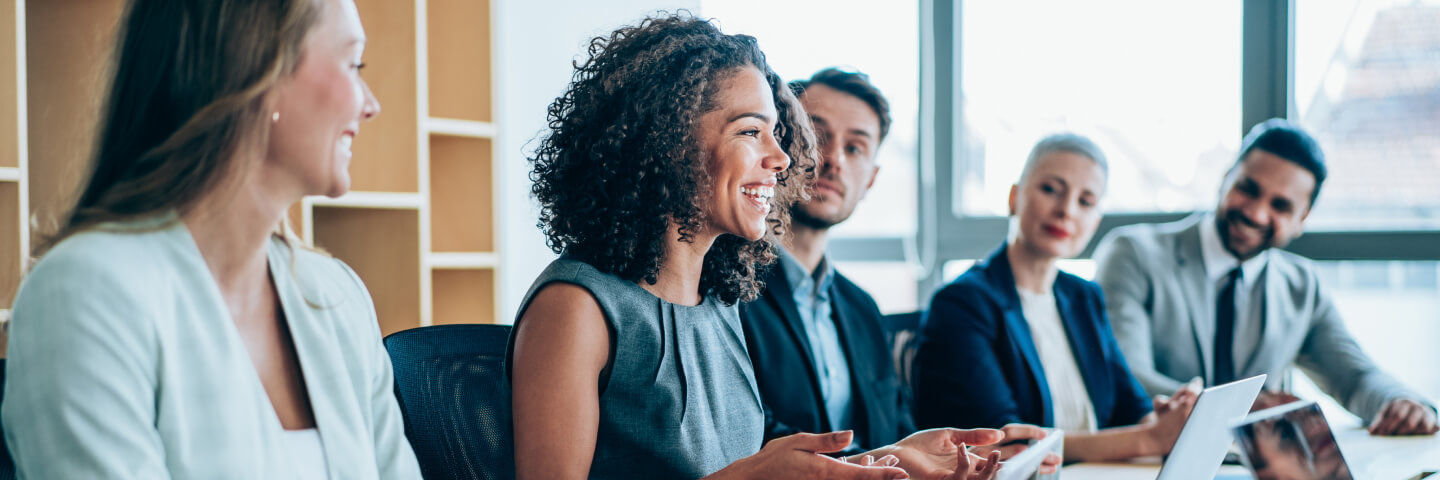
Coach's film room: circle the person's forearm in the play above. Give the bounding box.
[1062,424,1163,462]
[1134,369,1187,397]
[701,456,755,480]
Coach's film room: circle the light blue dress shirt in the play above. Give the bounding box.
[777,248,854,432]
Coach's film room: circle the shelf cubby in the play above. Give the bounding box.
[426,0,492,123]
[312,206,421,335]
[431,268,495,324]
[1,0,18,169]
[429,135,493,253]
[0,181,19,309]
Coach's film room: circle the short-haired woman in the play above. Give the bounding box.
[914,134,1198,463]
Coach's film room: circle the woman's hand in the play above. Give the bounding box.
[1143,382,1201,455]
[965,424,1062,474]
[853,428,1005,480]
[708,431,911,480]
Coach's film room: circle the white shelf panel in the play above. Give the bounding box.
[427,252,498,269]
[0,167,19,182]
[425,118,497,138]
[307,191,422,209]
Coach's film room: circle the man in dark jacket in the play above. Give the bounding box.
[740,68,1051,460]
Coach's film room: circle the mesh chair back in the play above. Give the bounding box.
[0,358,12,480]
[385,324,514,480]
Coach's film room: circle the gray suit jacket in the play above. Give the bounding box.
[1093,214,1423,422]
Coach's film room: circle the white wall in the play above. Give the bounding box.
[494,0,701,323]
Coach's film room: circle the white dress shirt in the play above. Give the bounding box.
[1199,215,1269,380]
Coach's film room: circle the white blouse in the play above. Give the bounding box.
[1018,288,1099,433]
[284,429,330,479]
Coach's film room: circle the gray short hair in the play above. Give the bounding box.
[1020,133,1109,183]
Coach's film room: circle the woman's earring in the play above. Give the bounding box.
[272,111,280,123]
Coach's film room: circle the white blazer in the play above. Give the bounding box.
[2,216,421,479]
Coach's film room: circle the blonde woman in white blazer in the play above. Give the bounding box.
[2,0,421,478]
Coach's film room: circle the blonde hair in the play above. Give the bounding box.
[36,0,324,257]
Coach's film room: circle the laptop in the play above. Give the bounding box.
[1155,374,1268,480]
[1231,400,1354,480]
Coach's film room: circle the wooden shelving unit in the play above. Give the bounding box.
[1,0,502,343]
[420,0,500,326]
[2,4,21,324]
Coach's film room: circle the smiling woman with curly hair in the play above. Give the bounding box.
[507,13,1006,480]
[527,15,808,305]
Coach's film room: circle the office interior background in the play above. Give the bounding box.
[1,0,1436,429]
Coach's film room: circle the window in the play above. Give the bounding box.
[955,0,1243,217]
[1294,0,1440,230]
[701,0,920,238]
[835,261,920,314]
[1293,260,1440,426]
[924,0,1439,304]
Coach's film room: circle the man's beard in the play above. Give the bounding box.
[1216,208,1274,260]
[790,200,844,231]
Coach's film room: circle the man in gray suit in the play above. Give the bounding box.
[1094,119,1437,436]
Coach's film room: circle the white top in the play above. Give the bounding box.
[283,429,330,479]
[2,216,422,479]
[1198,214,1268,378]
[1017,288,1098,433]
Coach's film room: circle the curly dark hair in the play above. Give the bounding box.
[530,12,817,304]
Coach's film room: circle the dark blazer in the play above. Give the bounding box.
[739,264,915,451]
[913,244,1152,430]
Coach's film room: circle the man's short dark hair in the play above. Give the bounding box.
[1234,118,1328,205]
[789,67,892,143]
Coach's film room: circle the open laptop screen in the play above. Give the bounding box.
[1233,401,1353,480]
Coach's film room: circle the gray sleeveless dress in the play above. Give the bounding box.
[506,257,765,479]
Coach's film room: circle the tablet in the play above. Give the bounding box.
[1231,400,1354,480]
[995,429,1064,480]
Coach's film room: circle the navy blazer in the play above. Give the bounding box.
[913,244,1152,430]
[739,264,915,451]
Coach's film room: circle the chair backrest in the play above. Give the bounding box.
[881,311,923,401]
[0,358,14,480]
[384,324,514,480]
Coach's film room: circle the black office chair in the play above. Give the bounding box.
[881,311,924,401]
[384,324,514,480]
[0,358,14,480]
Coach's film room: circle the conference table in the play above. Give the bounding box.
[1061,426,1440,479]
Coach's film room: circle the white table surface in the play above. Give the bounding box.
[1060,427,1440,480]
